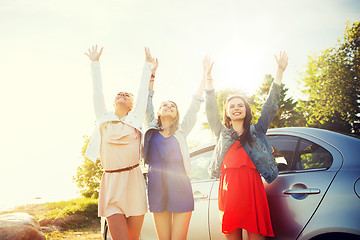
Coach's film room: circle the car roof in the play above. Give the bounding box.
[267,127,360,149]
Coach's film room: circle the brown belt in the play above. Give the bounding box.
[104,163,139,173]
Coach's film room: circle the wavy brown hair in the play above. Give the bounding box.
[223,95,253,146]
[157,100,180,136]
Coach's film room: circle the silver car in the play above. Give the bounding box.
[102,127,360,240]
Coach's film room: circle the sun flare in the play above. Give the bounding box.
[215,47,264,95]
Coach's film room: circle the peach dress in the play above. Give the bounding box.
[98,121,147,218]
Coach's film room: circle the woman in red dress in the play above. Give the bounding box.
[204,52,288,240]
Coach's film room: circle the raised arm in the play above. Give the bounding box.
[132,47,157,122]
[204,57,223,139]
[147,48,158,92]
[256,51,288,134]
[180,57,213,136]
[145,49,158,127]
[84,45,106,121]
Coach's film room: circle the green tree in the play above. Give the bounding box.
[254,74,305,128]
[73,136,103,198]
[299,20,360,134]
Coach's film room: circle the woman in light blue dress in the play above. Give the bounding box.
[143,56,213,240]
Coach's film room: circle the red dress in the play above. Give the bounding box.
[218,141,274,236]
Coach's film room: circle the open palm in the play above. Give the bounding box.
[275,51,288,71]
[85,45,103,62]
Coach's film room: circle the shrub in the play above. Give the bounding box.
[43,198,98,220]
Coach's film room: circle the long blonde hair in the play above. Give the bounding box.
[157,101,180,136]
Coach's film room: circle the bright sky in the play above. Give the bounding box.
[0,0,359,210]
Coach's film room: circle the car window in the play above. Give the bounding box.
[189,148,213,181]
[296,139,333,170]
[267,135,298,172]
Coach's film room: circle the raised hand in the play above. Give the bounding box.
[151,58,158,73]
[274,51,288,72]
[203,56,214,91]
[145,47,153,63]
[85,45,103,62]
[203,56,214,79]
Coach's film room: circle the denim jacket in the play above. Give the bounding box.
[85,61,151,161]
[143,89,204,176]
[205,83,280,184]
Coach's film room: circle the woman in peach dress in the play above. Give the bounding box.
[84,45,158,240]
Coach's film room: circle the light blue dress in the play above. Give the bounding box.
[147,132,194,213]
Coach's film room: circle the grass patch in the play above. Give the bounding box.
[45,231,101,240]
[44,218,101,239]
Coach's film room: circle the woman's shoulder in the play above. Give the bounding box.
[251,123,268,137]
[148,118,159,128]
[145,121,161,134]
[98,111,118,124]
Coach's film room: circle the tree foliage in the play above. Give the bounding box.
[254,74,305,128]
[299,20,360,134]
[73,136,103,198]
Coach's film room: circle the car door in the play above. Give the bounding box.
[189,145,226,240]
[187,145,217,240]
[208,180,227,240]
[265,133,342,240]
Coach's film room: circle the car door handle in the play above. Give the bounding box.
[283,188,320,195]
[193,191,209,200]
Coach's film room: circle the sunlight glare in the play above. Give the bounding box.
[216,46,263,95]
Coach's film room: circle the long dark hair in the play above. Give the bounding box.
[223,95,253,146]
[157,100,180,136]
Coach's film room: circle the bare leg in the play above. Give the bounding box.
[225,228,243,240]
[107,214,130,240]
[127,215,145,240]
[171,211,192,240]
[248,231,264,240]
[242,230,249,240]
[153,211,172,240]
